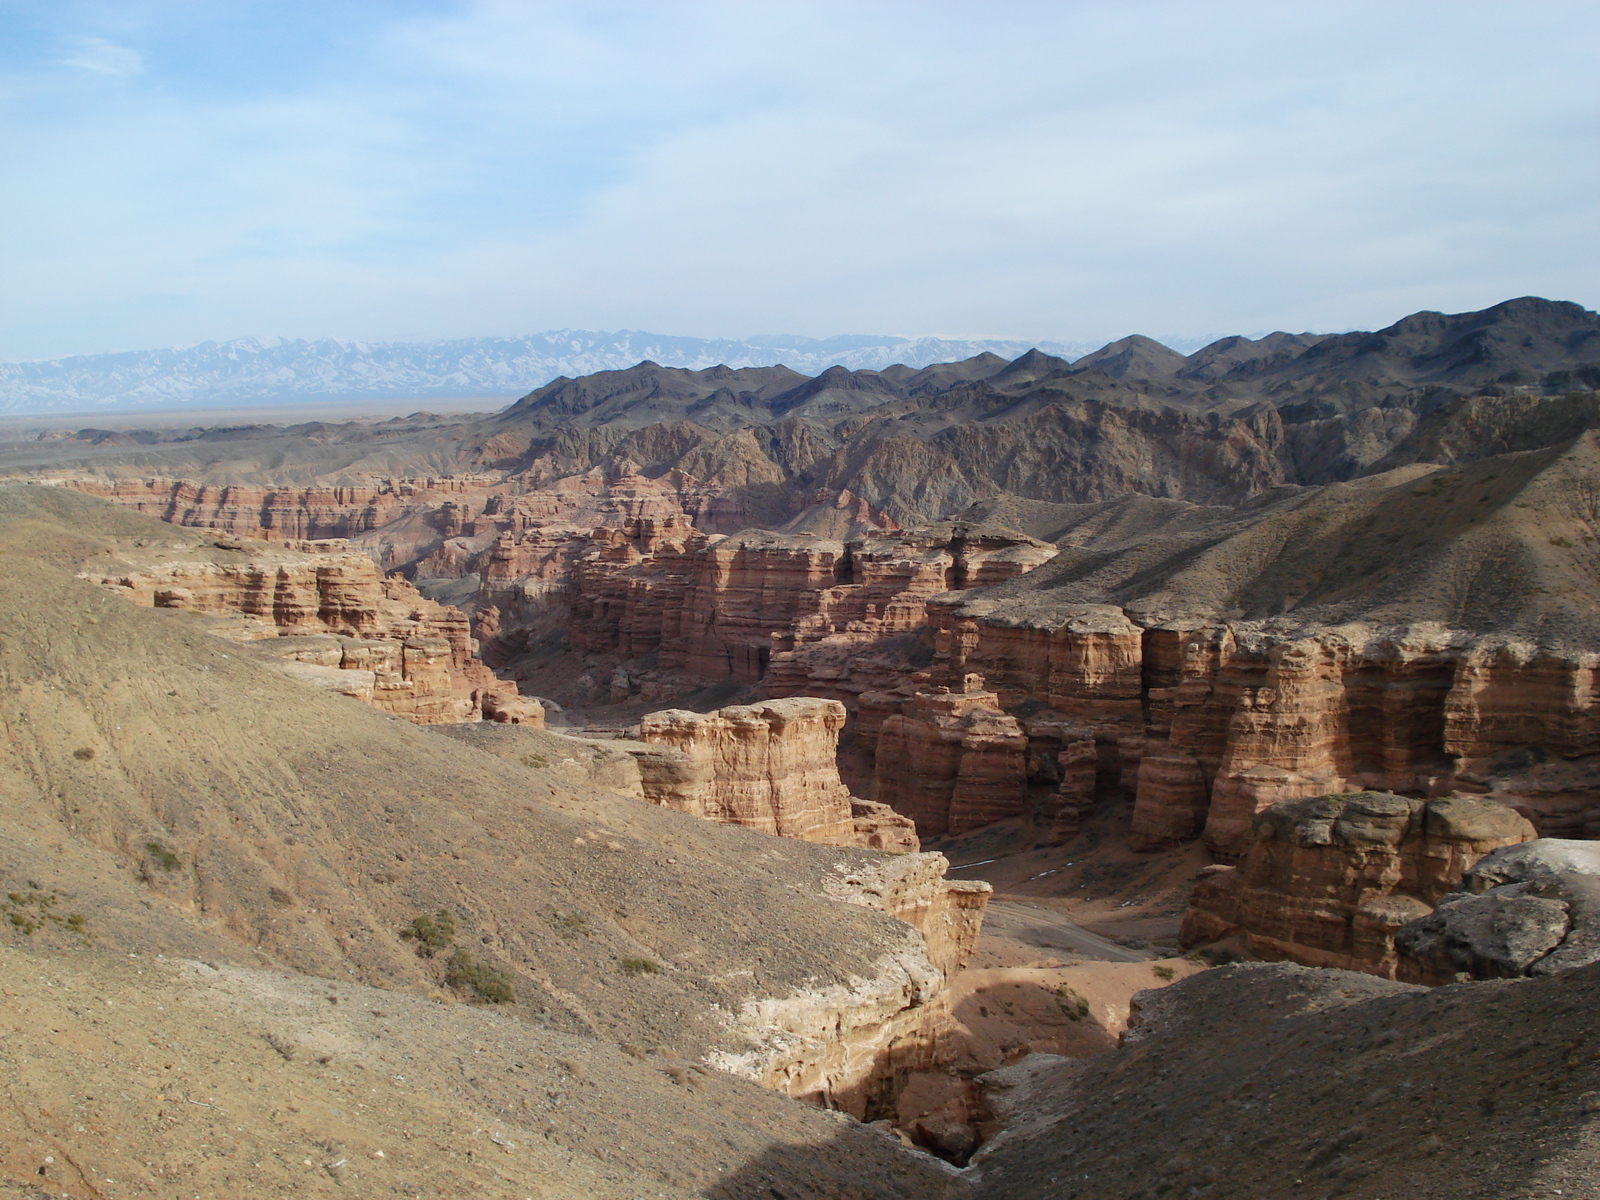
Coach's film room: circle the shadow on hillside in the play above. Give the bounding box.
[701,1121,964,1200]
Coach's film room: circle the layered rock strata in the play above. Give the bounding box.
[927,595,1600,858]
[55,469,750,542]
[633,698,917,851]
[1180,790,1535,976]
[81,538,535,725]
[559,522,1053,689]
[61,480,1600,854]
[871,679,1030,839]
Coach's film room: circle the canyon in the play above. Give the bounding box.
[5,297,1600,1197]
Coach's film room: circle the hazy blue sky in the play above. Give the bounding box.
[3,0,1596,360]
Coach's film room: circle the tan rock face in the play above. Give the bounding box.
[1180,791,1536,976]
[821,853,992,976]
[871,682,1029,839]
[81,539,536,726]
[714,853,992,1113]
[636,698,913,850]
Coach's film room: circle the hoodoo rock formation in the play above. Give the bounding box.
[1181,790,1536,976]
[632,697,918,851]
[78,536,540,725]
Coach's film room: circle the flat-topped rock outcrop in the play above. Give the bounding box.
[1181,790,1535,975]
[634,697,917,851]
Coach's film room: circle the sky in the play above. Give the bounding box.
[2,0,1597,361]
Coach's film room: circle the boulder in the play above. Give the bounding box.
[1395,838,1600,983]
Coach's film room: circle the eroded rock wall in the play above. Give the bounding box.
[82,539,535,725]
[925,594,1600,856]
[636,699,862,843]
[633,698,916,851]
[871,681,1030,839]
[560,523,1054,691]
[1180,791,1535,976]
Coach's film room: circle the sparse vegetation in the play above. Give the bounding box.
[399,909,457,956]
[619,956,661,977]
[1185,947,1240,967]
[445,949,515,1003]
[520,753,549,769]
[4,888,88,940]
[144,840,181,872]
[72,747,96,761]
[1153,965,1176,981]
[550,910,591,938]
[398,908,515,1001]
[1055,985,1090,1022]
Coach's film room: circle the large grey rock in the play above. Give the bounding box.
[1394,885,1571,981]
[1395,837,1600,982]
[1461,838,1600,891]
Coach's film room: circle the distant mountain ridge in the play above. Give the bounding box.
[0,330,1098,414]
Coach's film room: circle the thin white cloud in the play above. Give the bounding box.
[1,1,1597,359]
[60,37,144,77]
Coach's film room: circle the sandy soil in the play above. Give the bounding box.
[0,938,958,1200]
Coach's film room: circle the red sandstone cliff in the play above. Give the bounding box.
[633,698,917,852]
[80,537,538,726]
[1179,791,1534,976]
[922,593,1600,858]
[51,473,1600,851]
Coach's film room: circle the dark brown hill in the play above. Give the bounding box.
[972,962,1600,1200]
[960,427,1600,646]
[1068,334,1189,381]
[4,298,1599,541]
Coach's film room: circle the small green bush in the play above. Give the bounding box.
[3,888,87,939]
[619,957,661,977]
[550,911,591,938]
[145,841,180,872]
[1184,947,1239,967]
[445,949,515,1003]
[400,909,457,956]
[1153,965,1176,981]
[1056,985,1090,1022]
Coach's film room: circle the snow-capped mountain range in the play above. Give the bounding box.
[0,330,1095,414]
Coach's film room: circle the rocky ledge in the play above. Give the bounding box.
[80,535,540,725]
[1181,790,1535,976]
